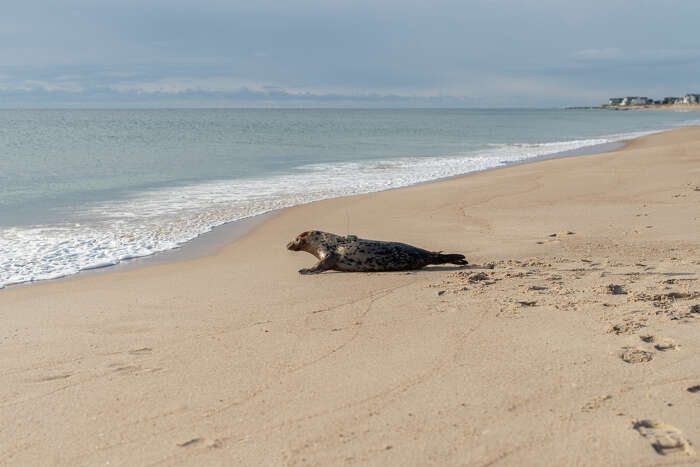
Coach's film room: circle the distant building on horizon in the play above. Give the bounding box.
[606,93,699,106]
[683,93,700,104]
[620,96,651,106]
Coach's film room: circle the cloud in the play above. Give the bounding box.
[0,79,84,93]
[105,77,265,94]
[3,1,700,107]
[0,70,444,106]
[103,77,475,105]
[0,69,606,108]
[102,75,479,101]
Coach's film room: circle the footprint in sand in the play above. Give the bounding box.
[605,284,628,295]
[633,420,694,456]
[619,347,654,364]
[467,272,490,282]
[547,231,575,238]
[580,394,612,412]
[608,320,646,335]
[654,341,678,352]
[37,373,73,382]
[178,438,203,447]
[110,363,162,375]
[640,335,678,351]
[658,292,700,300]
[178,437,225,449]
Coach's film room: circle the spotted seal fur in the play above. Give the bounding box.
[287,230,467,274]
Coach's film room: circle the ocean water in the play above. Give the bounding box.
[1,108,698,287]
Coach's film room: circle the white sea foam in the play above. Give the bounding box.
[0,127,679,288]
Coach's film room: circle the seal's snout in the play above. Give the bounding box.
[288,231,313,252]
[287,237,302,251]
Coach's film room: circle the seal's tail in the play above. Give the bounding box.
[430,252,468,266]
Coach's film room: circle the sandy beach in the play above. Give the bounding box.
[2,126,699,465]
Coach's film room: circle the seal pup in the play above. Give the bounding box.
[287,230,467,274]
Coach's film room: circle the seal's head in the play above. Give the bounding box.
[287,231,312,251]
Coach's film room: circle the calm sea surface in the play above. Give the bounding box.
[1,108,698,287]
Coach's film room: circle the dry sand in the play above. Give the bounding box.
[1,126,699,466]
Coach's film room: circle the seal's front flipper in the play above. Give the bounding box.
[298,256,337,275]
[299,265,324,274]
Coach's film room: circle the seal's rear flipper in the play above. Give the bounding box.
[431,253,468,266]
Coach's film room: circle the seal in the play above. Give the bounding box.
[286,230,467,274]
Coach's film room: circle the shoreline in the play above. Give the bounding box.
[2,212,277,290]
[4,106,700,291]
[1,125,699,465]
[2,139,628,290]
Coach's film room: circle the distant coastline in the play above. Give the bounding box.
[568,103,700,111]
[569,92,700,110]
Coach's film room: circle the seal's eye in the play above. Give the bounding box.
[295,237,301,244]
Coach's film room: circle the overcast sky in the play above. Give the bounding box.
[2,0,699,107]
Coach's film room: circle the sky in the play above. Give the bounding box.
[1,0,699,108]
